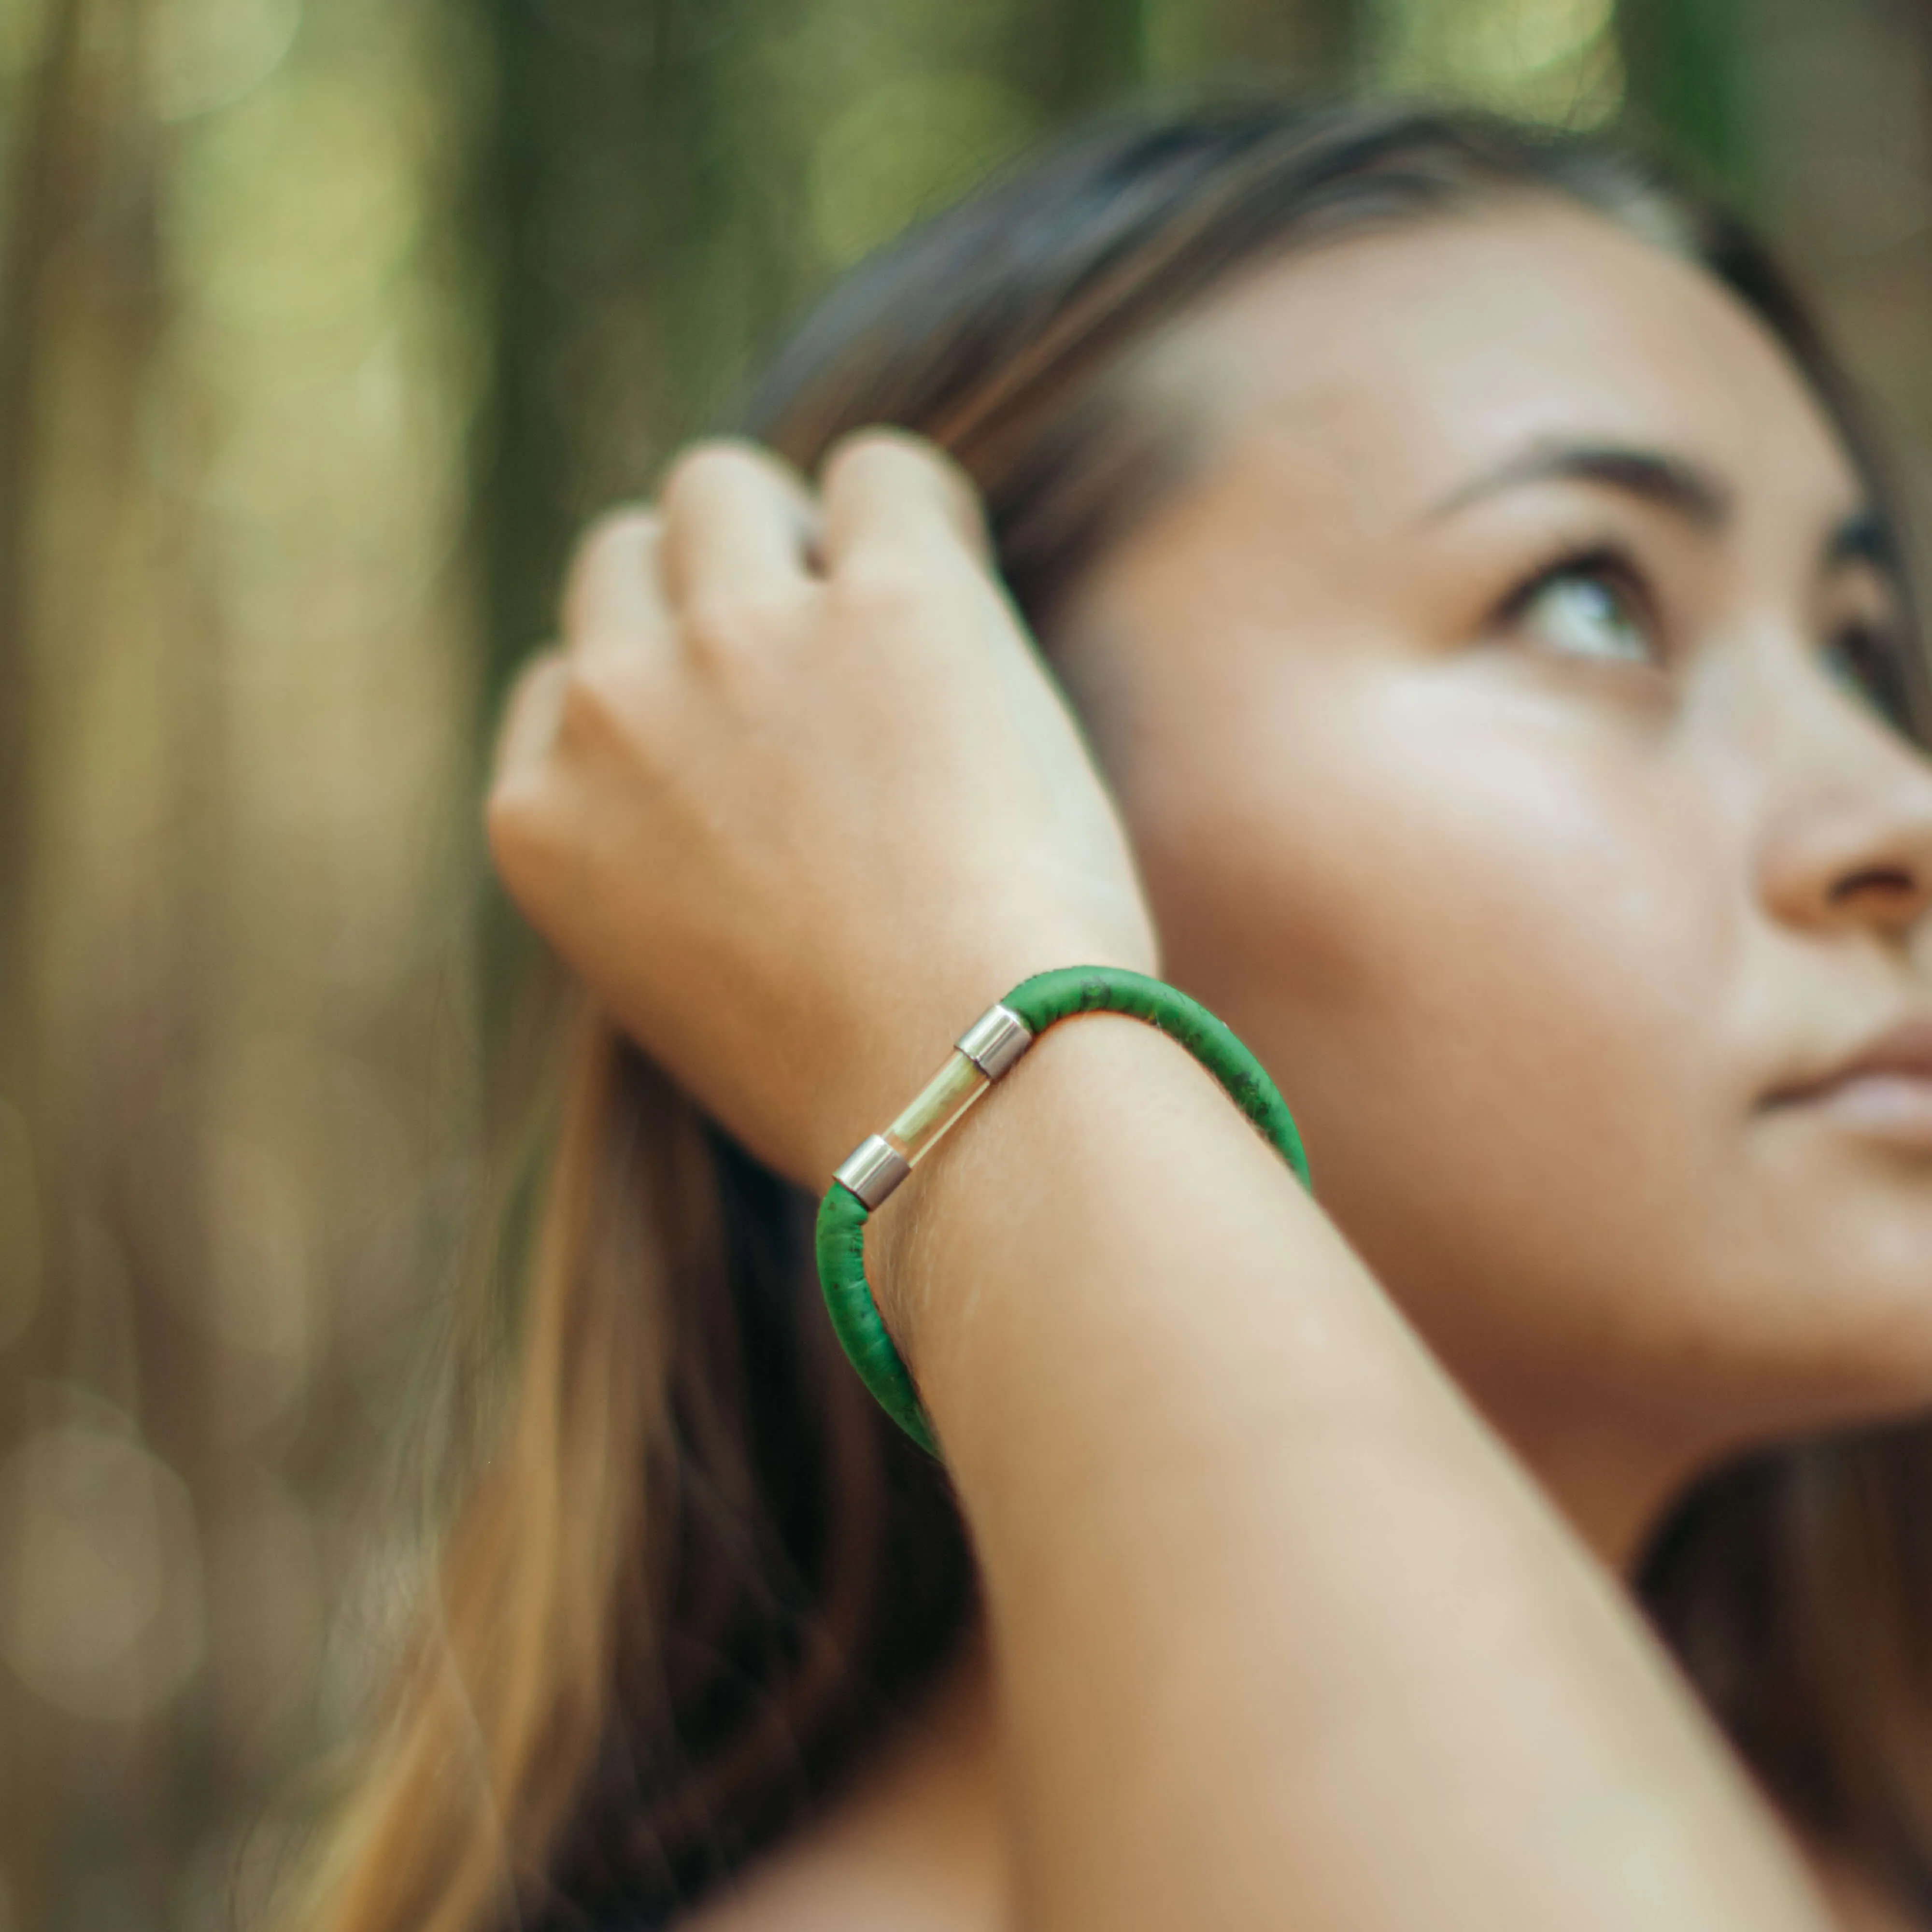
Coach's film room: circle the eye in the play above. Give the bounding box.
[1821,619,1916,738]
[1507,557,1656,666]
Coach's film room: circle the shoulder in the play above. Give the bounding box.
[670,1827,995,1932]
[673,1660,1007,1932]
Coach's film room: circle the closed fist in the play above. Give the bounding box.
[487,428,1157,1189]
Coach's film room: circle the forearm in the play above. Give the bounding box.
[877,1015,1832,1932]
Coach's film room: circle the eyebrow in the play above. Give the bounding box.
[1420,438,1734,530]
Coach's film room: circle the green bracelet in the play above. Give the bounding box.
[814,965,1313,1458]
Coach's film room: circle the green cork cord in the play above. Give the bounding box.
[814,966,1313,1459]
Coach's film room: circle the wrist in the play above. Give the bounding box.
[813,963,1309,1460]
[806,930,1159,1189]
[865,1008,1236,1391]
[856,1006,1123,1362]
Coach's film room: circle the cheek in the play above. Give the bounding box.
[1122,668,1747,1391]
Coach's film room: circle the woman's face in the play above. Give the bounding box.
[1053,195,1932,1545]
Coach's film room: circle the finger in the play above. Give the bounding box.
[491,648,569,788]
[561,507,674,659]
[818,427,993,576]
[657,437,823,610]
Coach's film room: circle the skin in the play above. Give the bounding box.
[1056,196,1932,1561]
[488,195,1932,1930]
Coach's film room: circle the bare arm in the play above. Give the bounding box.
[488,431,1837,1932]
[885,1012,1829,1930]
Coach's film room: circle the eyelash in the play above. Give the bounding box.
[1826,615,1917,736]
[1493,541,1919,735]
[1495,541,1659,654]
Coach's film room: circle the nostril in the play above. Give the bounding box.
[1830,865,1920,904]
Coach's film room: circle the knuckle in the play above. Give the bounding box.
[661,435,766,507]
[821,426,988,558]
[556,653,648,752]
[831,556,928,629]
[562,504,657,631]
[931,450,989,537]
[483,772,553,882]
[680,590,760,660]
[680,586,808,667]
[504,645,565,717]
[575,501,658,554]
[490,651,564,767]
[826,424,975,502]
[821,424,923,489]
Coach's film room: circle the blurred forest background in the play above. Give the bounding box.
[2,0,1932,1926]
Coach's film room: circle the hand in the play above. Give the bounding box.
[487,429,1158,1190]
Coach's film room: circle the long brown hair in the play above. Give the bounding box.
[299,93,1932,1932]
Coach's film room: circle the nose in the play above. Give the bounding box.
[1755,666,1932,949]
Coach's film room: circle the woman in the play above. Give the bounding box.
[303,96,1932,1930]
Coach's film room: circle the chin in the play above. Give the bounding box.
[1685,1165,1932,1438]
[1701,1296,1932,1450]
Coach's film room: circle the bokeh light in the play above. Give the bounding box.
[0,1402,206,1724]
[1374,0,1625,125]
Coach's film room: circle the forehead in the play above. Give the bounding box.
[1132,195,1863,523]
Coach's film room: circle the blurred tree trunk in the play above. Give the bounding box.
[1028,0,1154,108]
[1208,0,1360,79]
[467,0,798,739]
[467,0,781,1039]
[0,8,95,1924]
[0,4,230,1925]
[0,0,85,1112]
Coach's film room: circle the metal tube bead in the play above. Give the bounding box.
[956,1002,1033,1079]
[834,1134,912,1210]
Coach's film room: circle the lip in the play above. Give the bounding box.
[1763,1015,1932,1146]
